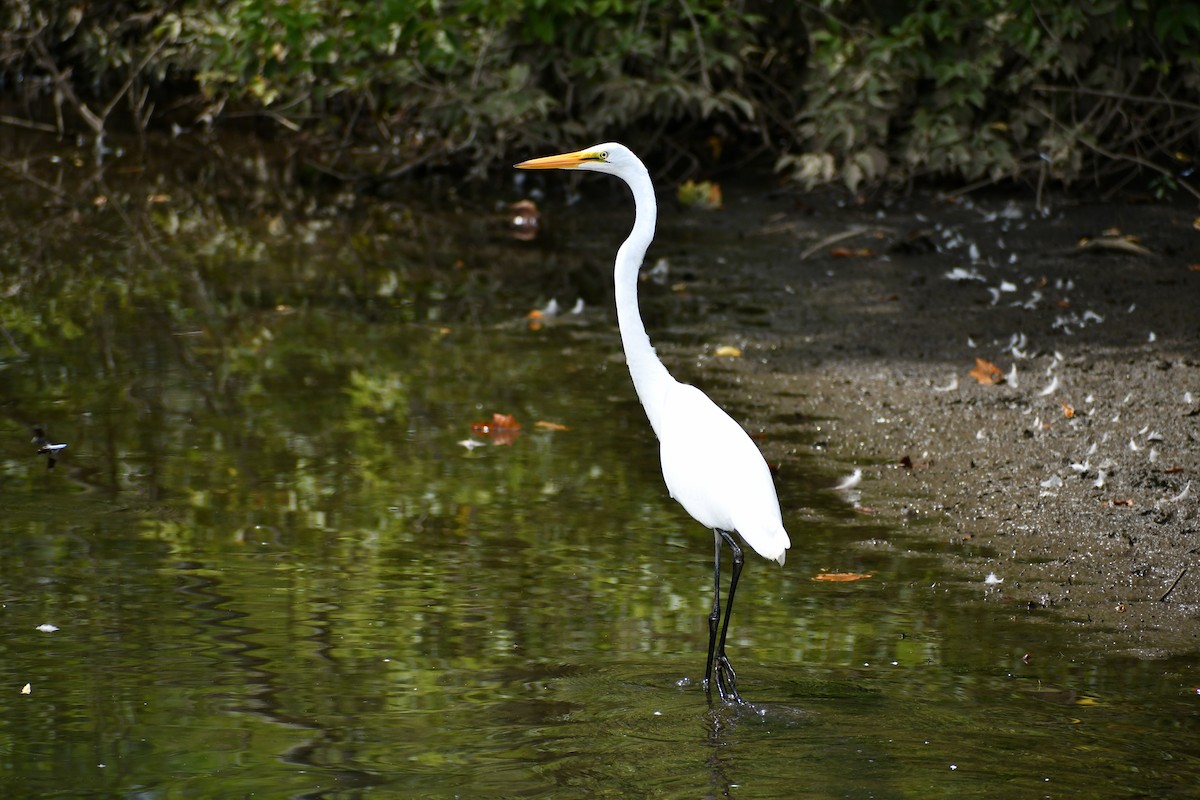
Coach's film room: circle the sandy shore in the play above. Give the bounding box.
[670,187,1199,656]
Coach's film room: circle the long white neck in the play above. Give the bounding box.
[613,159,674,436]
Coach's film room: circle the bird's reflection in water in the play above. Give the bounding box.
[702,689,811,798]
[31,426,67,469]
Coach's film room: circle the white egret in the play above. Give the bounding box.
[516,143,790,704]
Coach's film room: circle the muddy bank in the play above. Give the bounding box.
[666,189,1199,657]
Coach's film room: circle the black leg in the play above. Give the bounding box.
[703,529,722,694]
[713,529,744,704]
[703,529,746,705]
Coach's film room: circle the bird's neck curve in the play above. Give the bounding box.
[613,159,674,434]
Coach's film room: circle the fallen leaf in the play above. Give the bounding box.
[899,455,914,469]
[1061,402,1076,419]
[1104,498,1134,508]
[1188,264,1200,272]
[526,309,544,331]
[472,413,521,433]
[1075,232,1153,256]
[1164,466,1184,474]
[21,684,31,695]
[969,357,1005,385]
[534,420,570,431]
[830,246,875,258]
[470,413,523,446]
[713,345,742,358]
[677,179,722,210]
[813,572,874,582]
[508,199,540,241]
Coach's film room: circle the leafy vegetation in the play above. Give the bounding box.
[1,0,1197,195]
[784,0,1200,197]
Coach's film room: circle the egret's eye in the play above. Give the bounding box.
[600,151,609,160]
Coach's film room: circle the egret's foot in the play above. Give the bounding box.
[713,653,746,705]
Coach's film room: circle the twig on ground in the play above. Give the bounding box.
[1160,567,1188,603]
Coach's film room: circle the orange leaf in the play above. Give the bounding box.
[830,246,875,258]
[1061,402,1075,418]
[813,572,874,582]
[969,357,1004,385]
[534,420,570,431]
[491,413,521,430]
[470,413,523,445]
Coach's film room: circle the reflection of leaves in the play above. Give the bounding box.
[346,370,408,419]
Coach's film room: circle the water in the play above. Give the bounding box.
[1,170,1198,798]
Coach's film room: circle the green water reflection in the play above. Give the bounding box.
[1,178,1198,799]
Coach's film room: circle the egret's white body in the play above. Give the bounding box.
[657,382,788,559]
[516,142,790,702]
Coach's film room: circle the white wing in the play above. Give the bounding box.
[656,381,790,565]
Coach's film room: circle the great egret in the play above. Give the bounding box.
[516,143,790,704]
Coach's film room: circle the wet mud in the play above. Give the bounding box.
[662,188,1199,657]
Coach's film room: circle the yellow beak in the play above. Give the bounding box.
[514,149,593,170]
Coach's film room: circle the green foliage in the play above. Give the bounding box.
[149,0,773,175]
[780,0,1200,192]
[2,0,1197,193]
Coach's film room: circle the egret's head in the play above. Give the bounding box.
[515,142,636,177]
